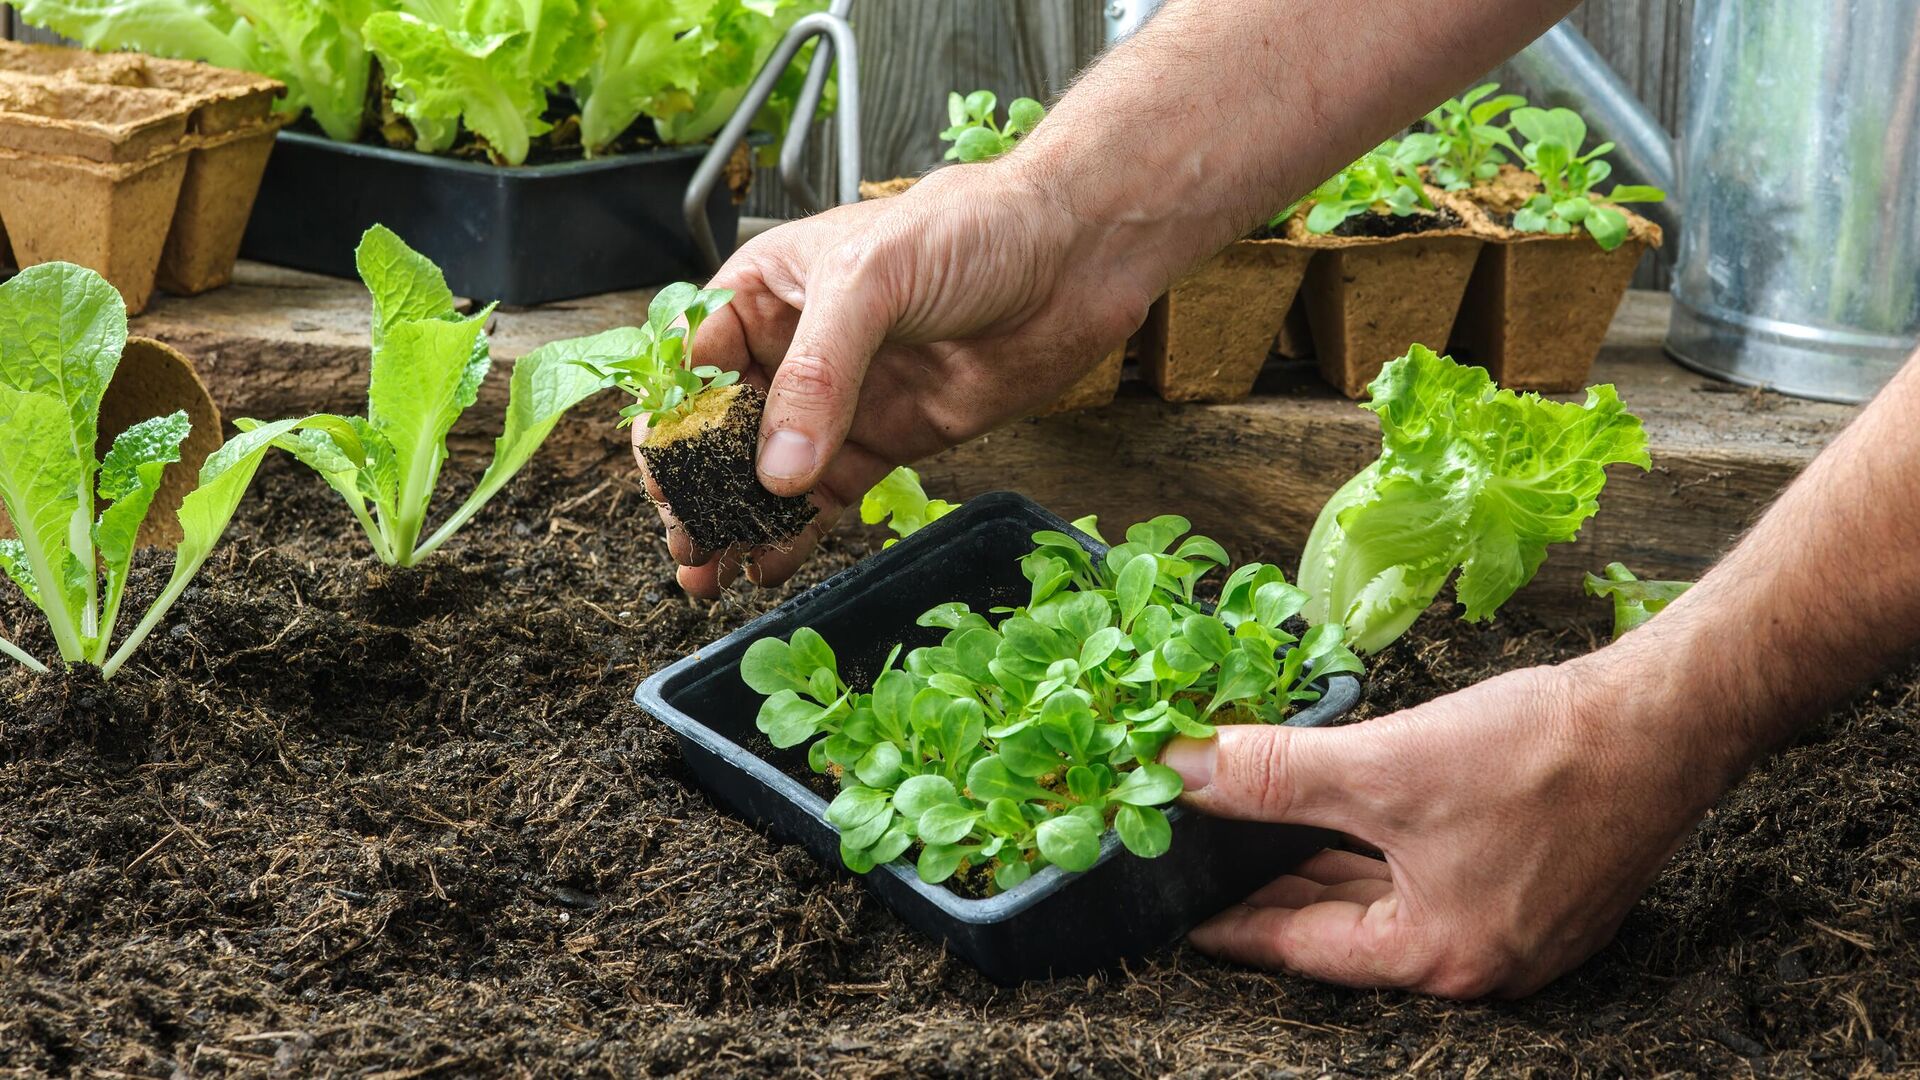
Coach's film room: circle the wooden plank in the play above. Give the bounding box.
[125,263,1856,621]
[744,0,1105,219]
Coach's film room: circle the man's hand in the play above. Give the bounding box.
[1162,656,1742,997]
[641,165,1152,598]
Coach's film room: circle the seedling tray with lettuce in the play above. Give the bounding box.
[638,346,1650,983]
[14,0,838,301]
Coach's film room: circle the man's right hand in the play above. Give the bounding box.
[642,163,1154,598]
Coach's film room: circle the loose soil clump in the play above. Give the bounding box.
[1,460,1914,1076]
[1330,206,1462,239]
[637,382,816,554]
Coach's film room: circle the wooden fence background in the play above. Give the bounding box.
[5,0,1690,281]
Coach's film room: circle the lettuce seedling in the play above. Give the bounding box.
[1509,106,1666,250]
[253,225,623,566]
[859,466,956,546]
[940,89,1044,163]
[1300,142,1435,234]
[1298,345,1649,654]
[571,281,739,428]
[1585,562,1691,640]
[744,517,1361,890]
[1420,82,1526,191]
[0,263,300,678]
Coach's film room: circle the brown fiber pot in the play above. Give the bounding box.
[0,337,222,550]
[1137,238,1311,403]
[0,144,191,314]
[1285,190,1485,399]
[861,172,1123,415]
[157,116,286,294]
[1450,205,1662,392]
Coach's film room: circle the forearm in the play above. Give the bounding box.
[1005,0,1577,298]
[1601,355,1920,784]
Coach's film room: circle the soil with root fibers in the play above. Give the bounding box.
[1,458,1914,1077]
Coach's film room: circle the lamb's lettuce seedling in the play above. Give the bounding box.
[1585,562,1691,640]
[571,281,739,428]
[0,263,299,679]
[1299,345,1649,654]
[1301,142,1435,234]
[744,517,1361,890]
[253,225,623,567]
[1419,82,1526,191]
[940,89,1044,163]
[1510,106,1665,251]
[860,466,957,546]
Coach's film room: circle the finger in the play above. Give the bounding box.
[1160,725,1371,833]
[634,448,708,567]
[1188,896,1418,988]
[1242,875,1324,909]
[743,439,898,589]
[675,547,745,599]
[1293,848,1392,886]
[757,253,894,497]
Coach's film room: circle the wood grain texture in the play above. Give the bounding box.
[743,0,1104,219]
[124,266,1856,623]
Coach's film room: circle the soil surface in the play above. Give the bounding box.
[2,461,1914,1077]
[1331,207,1463,239]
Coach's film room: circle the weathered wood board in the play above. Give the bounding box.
[128,262,1857,622]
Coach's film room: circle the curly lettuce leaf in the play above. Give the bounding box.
[574,0,714,155]
[7,0,265,73]
[860,466,957,547]
[219,0,375,139]
[1584,562,1691,640]
[650,0,828,148]
[1299,345,1650,653]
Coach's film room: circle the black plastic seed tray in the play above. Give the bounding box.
[636,491,1363,985]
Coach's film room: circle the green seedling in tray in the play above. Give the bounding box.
[1419,81,1527,191]
[941,89,1045,163]
[1510,106,1666,250]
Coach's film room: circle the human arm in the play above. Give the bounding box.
[1160,353,1920,996]
[648,0,1580,596]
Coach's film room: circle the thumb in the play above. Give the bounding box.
[1161,725,1371,833]
[757,264,893,497]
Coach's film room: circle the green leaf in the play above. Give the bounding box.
[860,466,958,544]
[892,774,958,819]
[356,224,458,341]
[1584,562,1692,640]
[954,125,1004,163]
[916,803,979,846]
[1115,804,1171,858]
[416,327,619,561]
[1112,763,1183,806]
[994,858,1033,891]
[966,756,1057,804]
[825,785,891,831]
[1035,814,1101,872]
[757,690,825,748]
[742,636,811,696]
[1584,205,1630,251]
[93,411,191,650]
[854,741,904,787]
[362,8,575,166]
[917,842,968,884]
[865,821,913,866]
[1006,96,1045,134]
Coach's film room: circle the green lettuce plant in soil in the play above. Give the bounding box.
[1,453,1914,1075]
[11,0,834,164]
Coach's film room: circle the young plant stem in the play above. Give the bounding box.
[411,481,504,564]
[17,537,84,662]
[0,634,48,673]
[99,555,205,680]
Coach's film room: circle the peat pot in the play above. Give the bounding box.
[1287,194,1484,399]
[637,491,1364,985]
[1138,237,1313,403]
[241,132,746,305]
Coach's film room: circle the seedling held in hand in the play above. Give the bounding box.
[941,89,1044,163]
[1510,106,1665,250]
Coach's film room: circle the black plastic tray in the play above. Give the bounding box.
[636,491,1363,985]
[240,131,741,305]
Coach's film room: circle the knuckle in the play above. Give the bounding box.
[773,353,841,409]
[1249,732,1298,818]
[1419,940,1514,999]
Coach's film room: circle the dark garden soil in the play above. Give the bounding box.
[1,459,1915,1077]
[1331,208,1463,239]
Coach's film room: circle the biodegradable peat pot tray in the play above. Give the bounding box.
[241,132,745,305]
[1138,237,1312,402]
[1286,193,1485,399]
[1450,209,1662,393]
[637,491,1364,985]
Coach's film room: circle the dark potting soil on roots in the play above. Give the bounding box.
[1,459,1916,1076]
[1331,207,1463,240]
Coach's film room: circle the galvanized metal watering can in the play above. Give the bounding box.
[1514,1,1920,404]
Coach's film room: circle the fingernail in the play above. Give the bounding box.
[760,429,815,482]
[1162,736,1217,790]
